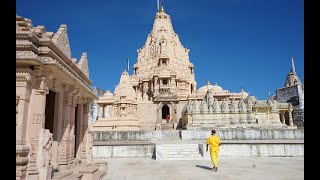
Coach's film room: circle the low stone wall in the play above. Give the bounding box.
[90,130,181,142]
[90,129,304,158]
[181,129,304,140]
[200,141,304,157]
[92,143,155,159]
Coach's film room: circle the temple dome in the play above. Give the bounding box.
[209,83,224,94]
[240,89,249,98]
[197,81,214,94]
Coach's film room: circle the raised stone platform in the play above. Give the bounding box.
[90,129,304,160]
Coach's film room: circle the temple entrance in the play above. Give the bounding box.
[74,105,79,158]
[284,111,290,126]
[162,104,170,123]
[45,90,56,139]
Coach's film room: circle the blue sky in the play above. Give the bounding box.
[16,0,304,100]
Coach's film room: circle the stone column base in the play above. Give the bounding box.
[16,145,30,180]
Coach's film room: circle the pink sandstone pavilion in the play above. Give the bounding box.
[16,15,106,179]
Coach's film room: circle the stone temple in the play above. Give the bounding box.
[276,57,304,128]
[92,7,296,131]
[16,5,304,180]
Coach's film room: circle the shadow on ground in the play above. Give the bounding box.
[195,165,212,171]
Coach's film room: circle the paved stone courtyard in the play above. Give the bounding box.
[102,157,304,180]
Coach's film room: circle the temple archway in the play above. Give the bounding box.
[162,104,170,120]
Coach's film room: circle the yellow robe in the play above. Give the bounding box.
[207,135,221,167]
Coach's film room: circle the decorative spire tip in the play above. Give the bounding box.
[160,5,165,12]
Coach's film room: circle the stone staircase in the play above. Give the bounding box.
[156,143,203,160]
[51,162,107,180]
[161,123,175,130]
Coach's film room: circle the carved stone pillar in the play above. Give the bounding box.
[154,77,159,95]
[27,77,49,177]
[288,110,294,126]
[171,78,176,94]
[75,102,83,159]
[58,84,71,168]
[16,69,33,145]
[280,111,285,124]
[99,106,103,119]
[81,103,89,162]
[69,93,78,162]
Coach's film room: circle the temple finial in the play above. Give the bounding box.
[291,55,296,73]
[160,5,165,12]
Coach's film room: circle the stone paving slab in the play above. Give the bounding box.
[102,157,304,180]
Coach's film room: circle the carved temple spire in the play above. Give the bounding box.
[291,56,296,74]
[77,52,89,78]
[284,56,302,87]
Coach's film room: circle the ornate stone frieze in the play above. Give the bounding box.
[16,51,37,59]
[32,113,45,126]
[16,139,27,145]
[16,71,34,83]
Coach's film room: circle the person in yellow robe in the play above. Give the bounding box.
[206,129,221,172]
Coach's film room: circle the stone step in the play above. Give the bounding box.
[161,154,202,157]
[159,150,199,153]
[52,171,73,179]
[160,146,199,149]
[159,146,199,149]
[156,143,202,160]
[61,173,83,180]
[160,157,203,160]
[160,144,199,147]
[96,170,107,180]
[158,151,200,155]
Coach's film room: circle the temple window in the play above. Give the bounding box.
[163,79,168,85]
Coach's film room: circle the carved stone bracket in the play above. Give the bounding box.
[35,77,49,95]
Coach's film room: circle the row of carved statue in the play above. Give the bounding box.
[183,98,279,114]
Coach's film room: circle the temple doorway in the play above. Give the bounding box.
[74,105,79,158]
[45,90,56,139]
[284,111,290,126]
[162,104,170,122]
